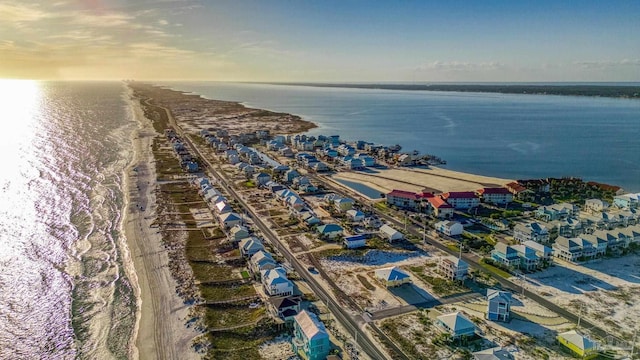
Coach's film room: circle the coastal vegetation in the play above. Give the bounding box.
[273,82,640,99]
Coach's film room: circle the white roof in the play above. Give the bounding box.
[380,224,401,237]
[294,310,329,341]
[558,330,597,351]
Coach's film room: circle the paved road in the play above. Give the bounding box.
[369,291,482,321]
[153,100,399,360]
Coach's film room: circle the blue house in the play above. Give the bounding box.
[316,224,344,239]
[491,243,520,269]
[487,289,512,322]
[292,310,331,360]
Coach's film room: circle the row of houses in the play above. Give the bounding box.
[552,224,640,262]
[385,187,515,218]
[190,176,245,229]
[166,130,200,172]
[491,241,553,272]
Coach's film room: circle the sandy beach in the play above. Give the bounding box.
[333,166,513,195]
[124,92,199,360]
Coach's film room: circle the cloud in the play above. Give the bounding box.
[158,19,169,25]
[573,59,640,69]
[416,61,507,72]
[0,3,50,23]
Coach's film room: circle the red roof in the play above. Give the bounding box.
[477,187,511,195]
[442,191,477,199]
[428,196,453,208]
[387,189,433,200]
[506,182,527,193]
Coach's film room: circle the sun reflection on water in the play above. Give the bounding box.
[0,79,42,259]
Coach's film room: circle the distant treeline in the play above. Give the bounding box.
[270,83,640,99]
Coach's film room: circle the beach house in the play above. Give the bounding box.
[511,244,540,271]
[346,209,365,222]
[249,250,278,276]
[386,189,433,212]
[316,223,343,239]
[379,224,404,242]
[486,289,512,322]
[584,198,609,213]
[513,222,550,244]
[218,212,242,229]
[491,243,521,269]
[552,236,587,262]
[229,224,250,243]
[613,193,639,209]
[375,266,412,287]
[343,234,367,249]
[261,267,294,297]
[557,330,599,359]
[333,197,354,212]
[523,240,553,265]
[535,202,577,221]
[239,237,265,257]
[441,192,480,209]
[579,234,607,257]
[435,220,464,237]
[439,255,469,281]
[269,296,301,322]
[427,196,454,218]
[472,347,514,360]
[292,310,331,360]
[476,187,513,205]
[436,312,476,339]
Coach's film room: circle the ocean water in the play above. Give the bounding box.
[0,81,137,359]
[162,82,640,192]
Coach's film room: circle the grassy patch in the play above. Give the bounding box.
[357,274,376,291]
[478,259,512,278]
[202,319,279,360]
[191,262,235,282]
[203,306,266,329]
[199,283,256,302]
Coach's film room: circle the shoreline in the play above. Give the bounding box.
[123,87,199,360]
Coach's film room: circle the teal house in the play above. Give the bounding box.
[292,310,330,360]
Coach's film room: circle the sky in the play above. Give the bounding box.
[0,0,639,82]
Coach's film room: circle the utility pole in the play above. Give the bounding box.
[631,328,637,358]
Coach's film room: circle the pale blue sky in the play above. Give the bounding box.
[1,0,638,81]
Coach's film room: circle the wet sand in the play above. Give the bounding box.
[124,92,199,360]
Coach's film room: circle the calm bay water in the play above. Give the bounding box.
[0,81,137,359]
[163,82,640,192]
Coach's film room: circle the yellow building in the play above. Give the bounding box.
[557,330,599,359]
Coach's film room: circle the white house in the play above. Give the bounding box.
[439,255,469,281]
[346,209,365,222]
[435,220,464,237]
[250,250,278,275]
[261,267,294,297]
[214,200,233,214]
[379,224,403,242]
[218,212,242,229]
[343,234,367,249]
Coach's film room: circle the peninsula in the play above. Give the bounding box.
[267,82,640,99]
[126,81,640,360]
